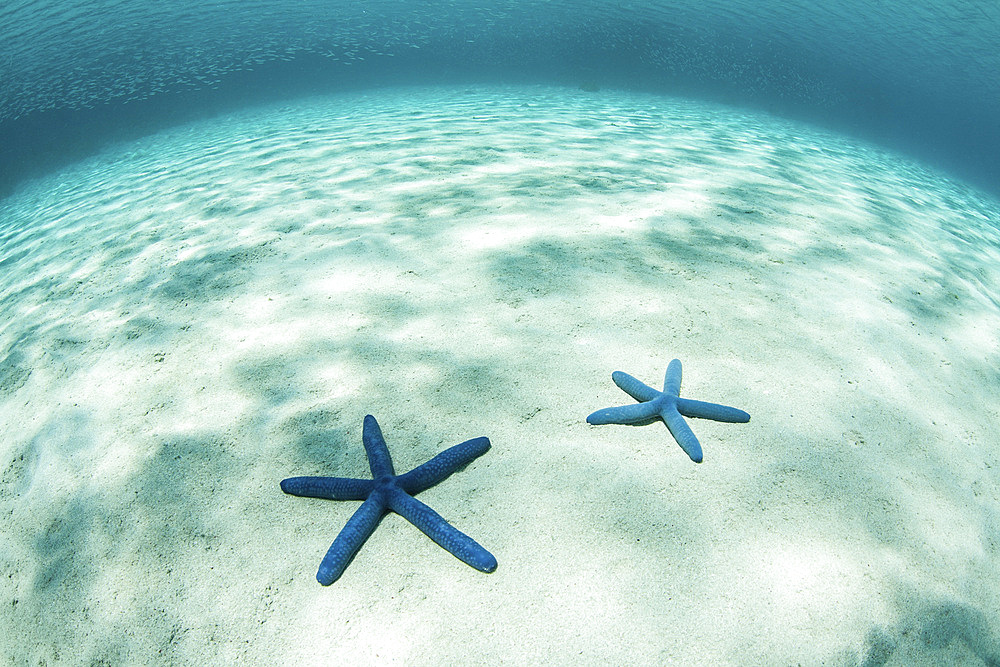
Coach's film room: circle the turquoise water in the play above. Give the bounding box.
[1,0,999,197]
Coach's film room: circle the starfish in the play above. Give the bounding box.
[587,359,750,463]
[280,415,497,585]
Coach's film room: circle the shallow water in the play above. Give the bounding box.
[3,1,1000,664]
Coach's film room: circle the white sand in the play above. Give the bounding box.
[1,85,999,665]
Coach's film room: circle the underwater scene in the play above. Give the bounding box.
[1,1,999,665]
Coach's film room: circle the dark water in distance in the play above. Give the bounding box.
[1,0,998,199]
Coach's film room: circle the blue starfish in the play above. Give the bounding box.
[587,359,750,463]
[280,415,497,585]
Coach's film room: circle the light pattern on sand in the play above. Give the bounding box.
[1,86,999,664]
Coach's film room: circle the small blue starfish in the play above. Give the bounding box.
[280,415,497,585]
[587,359,750,463]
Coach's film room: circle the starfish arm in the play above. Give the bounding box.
[388,488,497,573]
[611,371,661,402]
[587,401,660,425]
[663,358,683,397]
[316,493,387,585]
[396,437,491,496]
[280,476,375,500]
[660,407,704,463]
[362,415,396,478]
[676,397,751,423]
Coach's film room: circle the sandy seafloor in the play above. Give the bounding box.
[1,85,1000,665]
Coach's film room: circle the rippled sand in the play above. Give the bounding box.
[2,85,999,665]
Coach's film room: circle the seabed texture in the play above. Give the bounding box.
[1,86,999,665]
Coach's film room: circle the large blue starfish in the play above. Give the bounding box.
[280,415,497,585]
[587,359,750,463]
